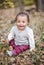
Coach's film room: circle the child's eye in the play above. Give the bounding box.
[17,21,20,23]
[22,21,25,23]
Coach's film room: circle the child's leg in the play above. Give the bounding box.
[12,45,22,56]
[7,45,30,56]
[7,45,21,56]
[12,45,29,56]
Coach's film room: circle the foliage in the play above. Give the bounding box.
[0,0,35,9]
[24,0,35,5]
[0,23,44,65]
[0,43,42,65]
[40,23,44,42]
[0,8,44,65]
[0,0,14,8]
[0,0,5,3]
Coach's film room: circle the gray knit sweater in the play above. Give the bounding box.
[8,25,35,51]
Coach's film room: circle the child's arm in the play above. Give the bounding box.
[28,29,35,51]
[8,27,15,49]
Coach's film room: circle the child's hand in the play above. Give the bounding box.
[9,46,13,50]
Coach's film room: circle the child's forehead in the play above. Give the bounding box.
[17,15,27,19]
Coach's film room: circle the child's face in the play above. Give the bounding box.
[16,15,28,31]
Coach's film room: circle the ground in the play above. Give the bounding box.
[0,7,44,65]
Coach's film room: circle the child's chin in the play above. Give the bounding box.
[19,28,25,30]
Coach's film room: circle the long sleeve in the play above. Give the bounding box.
[27,28,35,51]
[8,27,15,41]
[8,27,15,49]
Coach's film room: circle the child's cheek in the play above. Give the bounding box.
[16,23,20,26]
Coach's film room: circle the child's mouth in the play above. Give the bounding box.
[19,26,24,27]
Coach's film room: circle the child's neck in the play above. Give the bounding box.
[16,26,27,32]
[18,29,24,32]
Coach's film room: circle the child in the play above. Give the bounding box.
[7,12,35,56]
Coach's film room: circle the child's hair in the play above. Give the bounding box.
[15,11,29,23]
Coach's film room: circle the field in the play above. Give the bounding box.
[0,7,44,65]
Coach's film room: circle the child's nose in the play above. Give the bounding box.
[20,21,23,24]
